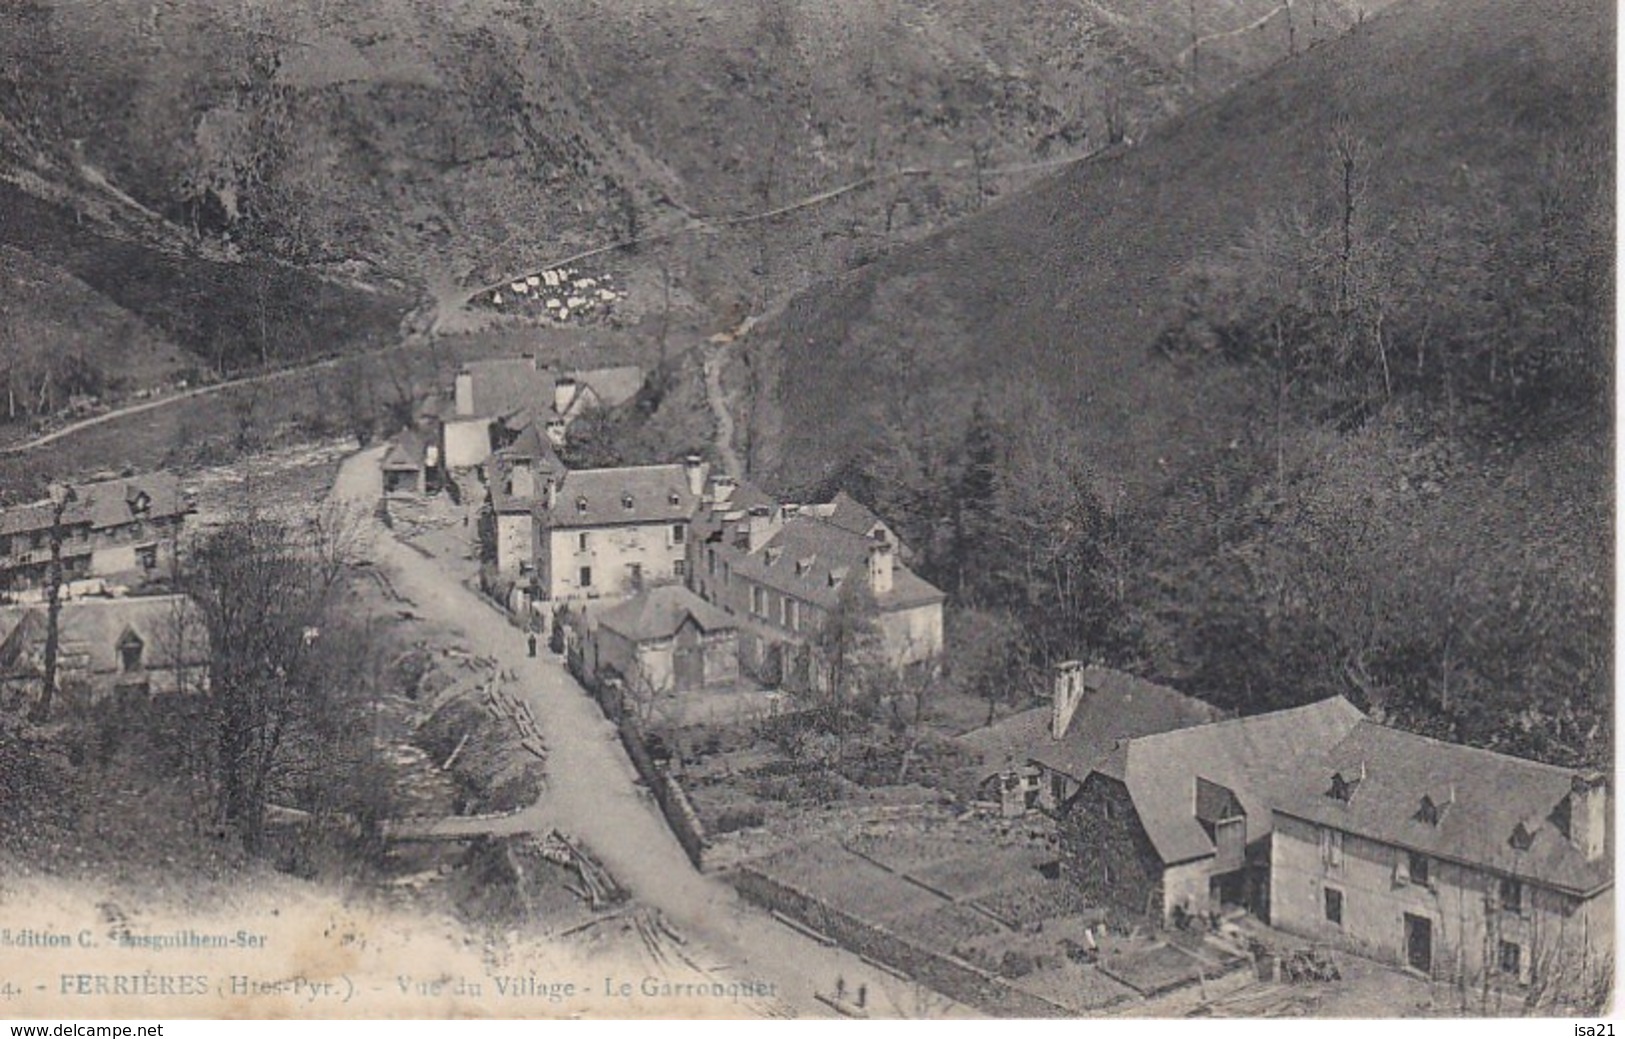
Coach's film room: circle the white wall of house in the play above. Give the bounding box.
[1163,857,1217,922]
[442,418,492,469]
[877,602,944,667]
[541,522,688,601]
[1271,813,1611,988]
[494,512,533,576]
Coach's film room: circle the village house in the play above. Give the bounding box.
[0,473,190,594]
[438,355,643,469]
[961,662,1227,817]
[532,458,706,602]
[575,584,740,695]
[486,424,567,578]
[688,480,944,689]
[1056,696,1366,926]
[0,593,210,708]
[381,428,436,496]
[1269,721,1613,990]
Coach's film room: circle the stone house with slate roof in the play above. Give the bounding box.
[1270,721,1612,988]
[687,476,944,688]
[1056,696,1365,925]
[532,458,706,601]
[0,594,209,706]
[579,585,739,694]
[439,355,643,468]
[0,473,190,593]
[961,662,1228,817]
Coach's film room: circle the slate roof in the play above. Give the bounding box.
[1274,720,1613,895]
[382,429,427,470]
[0,473,188,537]
[460,358,644,421]
[1112,697,1366,865]
[540,465,700,529]
[730,515,944,613]
[962,668,1226,780]
[0,594,209,678]
[596,585,736,643]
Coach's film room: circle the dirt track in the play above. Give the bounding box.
[330,447,970,1019]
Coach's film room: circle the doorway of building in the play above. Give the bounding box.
[1403,913,1433,974]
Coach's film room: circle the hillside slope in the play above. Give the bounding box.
[0,1,1386,357]
[751,0,1610,495]
[740,0,1611,767]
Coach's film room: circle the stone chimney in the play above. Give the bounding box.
[454,370,474,417]
[709,475,737,505]
[745,505,775,551]
[867,534,895,597]
[1559,772,1608,861]
[510,460,535,500]
[553,376,578,416]
[684,454,706,497]
[1050,660,1087,740]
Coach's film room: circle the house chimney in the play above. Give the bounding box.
[1050,660,1087,739]
[1561,772,1608,861]
[553,376,578,416]
[745,505,774,551]
[684,454,705,497]
[454,370,474,416]
[510,460,536,500]
[544,474,559,512]
[867,535,895,597]
[709,475,737,504]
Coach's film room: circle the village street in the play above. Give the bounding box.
[328,447,969,1019]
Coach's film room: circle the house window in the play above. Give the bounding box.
[722,562,731,586]
[751,586,766,616]
[786,599,800,631]
[1408,852,1430,888]
[779,597,790,627]
[674,560,687,578]
[1323,887,1344,927]
[1102,862,1115,885]
[119,638,143,673]
[137,544,158,570]
[1103,799,1117,822]
[671,523,686,545]
[579,532,589,552]
[707,549,716,575]
[1499,877,1523,914]
[1319,828,1344,869]
[579,566,593,588]
[1498,941,1522,977]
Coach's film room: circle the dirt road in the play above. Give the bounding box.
[330,448,968,1019]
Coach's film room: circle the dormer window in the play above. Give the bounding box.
[622,493,634,511]
[576,496,589,513]
[1416,794,1449,826]
[1509,821,1536,851]
[130,492,150,515]
[117,630,144,673]
[668,491,681,507]
[1327,772,1360,802]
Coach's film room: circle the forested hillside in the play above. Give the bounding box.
[743,0,1613,768]
[0,0,1383,429]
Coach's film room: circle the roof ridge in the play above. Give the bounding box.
[1344,718,1587,778]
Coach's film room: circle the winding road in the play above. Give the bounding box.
[330,448,968,1019]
